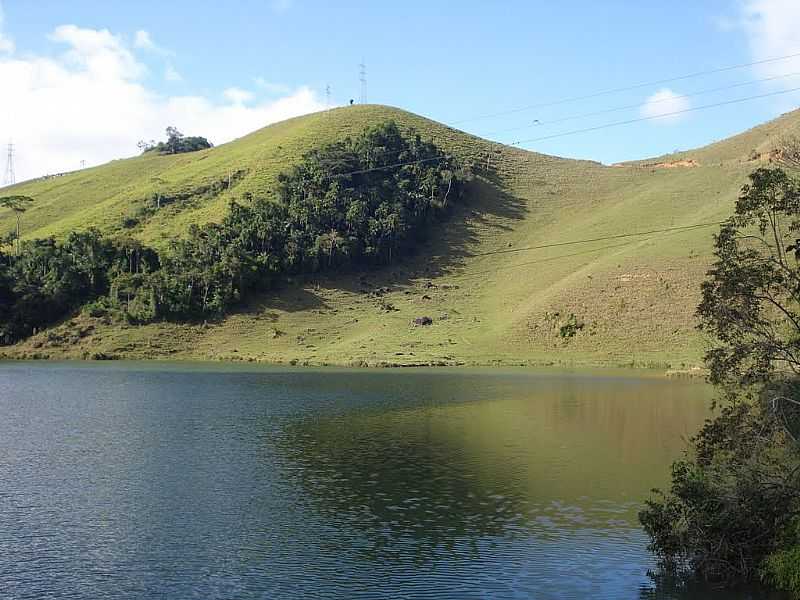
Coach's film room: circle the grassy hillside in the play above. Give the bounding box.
[4,104,800,368]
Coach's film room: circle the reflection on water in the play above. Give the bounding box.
[273,373,719,598]
[0,363,786,599]
[278,380,702,558]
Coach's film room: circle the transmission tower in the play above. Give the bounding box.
[3,142,14,186]
[359,61,367,104]
[80,159,86,169]
[325,84,331,109]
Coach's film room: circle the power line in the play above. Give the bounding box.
[480,70,800,138]
[329,84,800,179]
[333,153,447,177]
[321,70,800,175]
[454,240,639,279]
[451,50,800,125]
[509,85,800,147]
[451,221,726,280]
[470,221,723,258]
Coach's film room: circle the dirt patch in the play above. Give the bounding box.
[642,159,699,169]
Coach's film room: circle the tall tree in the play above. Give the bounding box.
[698,167,800,391]
[640,166,800,588]
[0,195,34,256]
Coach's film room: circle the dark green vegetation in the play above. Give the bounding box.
[640,167,800,596]
[139,126,213,155]
[3,104,800,365]
[0,231,158,344]
[2,101,799,594]
[0,121,466,344]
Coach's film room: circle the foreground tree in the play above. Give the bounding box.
[640,166,800,593]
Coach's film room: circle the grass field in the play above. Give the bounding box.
[3,104,800,368]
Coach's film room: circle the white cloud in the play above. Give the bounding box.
[738,0,800,81]
[254,77,292,95]
[0,2,15,53]
[133,29,172,56]
[0,24,324,182]
[49,25,145,80]
[639,88,692,123]
[164,64,182,82]
[223,87,255,105]
[133,29,154,50]
[722,0,800,112]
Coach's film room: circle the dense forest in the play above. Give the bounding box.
[0,121,469,344]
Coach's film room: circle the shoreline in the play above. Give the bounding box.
[0,351,709,378]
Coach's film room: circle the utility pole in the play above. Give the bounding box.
[359,60,367,104]
[3,142,14,187]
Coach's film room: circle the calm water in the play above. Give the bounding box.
[0,362,785,599]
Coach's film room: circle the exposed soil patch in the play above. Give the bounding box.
[640,159,699,169]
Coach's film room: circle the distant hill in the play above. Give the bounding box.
[4,104,800,368]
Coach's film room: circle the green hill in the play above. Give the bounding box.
[4,104,800,368]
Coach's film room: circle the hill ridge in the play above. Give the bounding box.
[3,104,800,367]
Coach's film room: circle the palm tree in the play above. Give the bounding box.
[0,195,34,255]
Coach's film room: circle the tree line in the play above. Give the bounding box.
[0,121,469,344]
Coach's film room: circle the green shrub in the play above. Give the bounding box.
[558,313,584,338]
[640,401,799,582]
[763,545,800,598]
[121,216,139,229]
[83,299,109,318]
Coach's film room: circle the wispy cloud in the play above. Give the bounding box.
[254,77,292,95]
[133,30,155,50]
[164,64,182,82]
[48,25,146,80]
[0,2,13,53]
[0,21,324,181]
[223,87,255,105]
[738,0,800,80]
[639,88,691,123]
[721,0,800,109]
[132,29,172,56]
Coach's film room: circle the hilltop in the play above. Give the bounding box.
[3,104,800,368]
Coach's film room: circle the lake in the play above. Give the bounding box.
[0,363,786,599]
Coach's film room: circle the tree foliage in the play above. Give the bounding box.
[640,167,800,591]
[0,195,34,255]
[139,126,213,155]
[698,168,800,392]
[0,230,158,343]
[0,121,469,342]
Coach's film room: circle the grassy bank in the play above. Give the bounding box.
[3,104,800,366]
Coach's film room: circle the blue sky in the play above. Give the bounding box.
[1,0,799,181]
